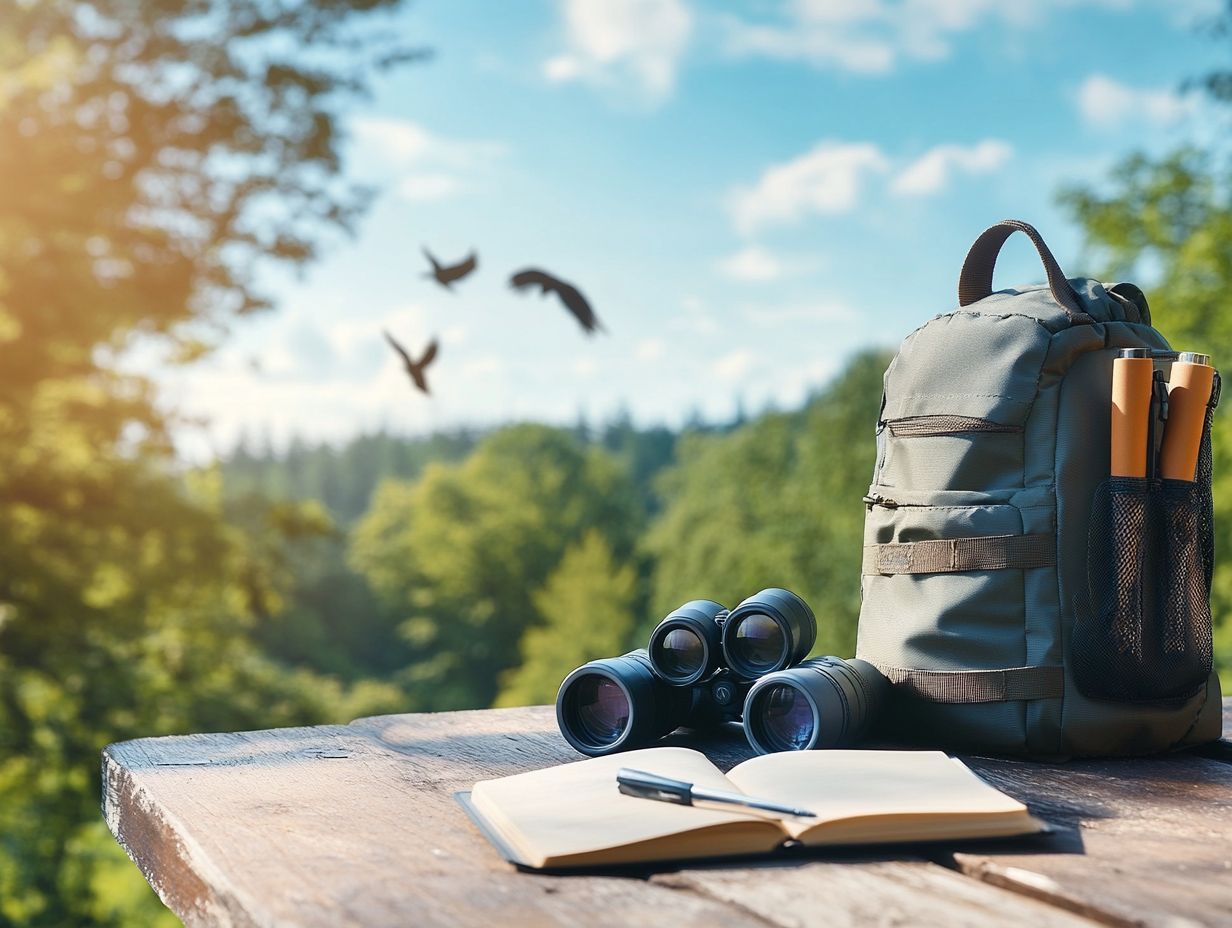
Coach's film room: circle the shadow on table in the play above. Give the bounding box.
[512,826,1085,882]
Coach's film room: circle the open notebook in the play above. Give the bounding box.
[459,747,1044,869]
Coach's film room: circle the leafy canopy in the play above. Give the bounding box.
[0,1,413,924]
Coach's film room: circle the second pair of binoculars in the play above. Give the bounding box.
[557,588,887,757]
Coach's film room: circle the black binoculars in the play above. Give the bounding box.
[555,589,887,757]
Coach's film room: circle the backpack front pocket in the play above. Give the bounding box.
[878,416,1024,491]
[856,486,1060,753]
[858,486,1055,670]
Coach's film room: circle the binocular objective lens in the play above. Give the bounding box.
[731,612,785,673]
[760,683,814,751]
[572,675,630,745]
[743,657,889,754]
[557,650,698,756]
[656,628,705,677]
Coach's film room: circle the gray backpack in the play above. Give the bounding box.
[854,220,1223,757]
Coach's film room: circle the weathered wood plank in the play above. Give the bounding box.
[949,747,1232,928]
[651,859,1099,928]
[105,707,1090,928]
[363,705,1232,928]
[104,717,773,928]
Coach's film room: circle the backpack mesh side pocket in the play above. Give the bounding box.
[1154,400,1215,696]
[1075,404,1215,704]
[1076,477,1153,701]
[1157,478,1213,693]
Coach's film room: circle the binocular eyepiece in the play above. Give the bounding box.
[721,588,817,679]
[556,588,884,758]
[646,589,817,684]
[646,599,728,685]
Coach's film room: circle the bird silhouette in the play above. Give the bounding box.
[423,247,477,289]
[384,330,438,395]
[509,268,604,335]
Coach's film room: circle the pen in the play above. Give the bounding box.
[616,768,816,818]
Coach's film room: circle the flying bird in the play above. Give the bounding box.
[384,330,438,395]
[509,268,604,335]
[422,247,477,289]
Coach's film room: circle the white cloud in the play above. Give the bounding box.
[461,356,507,379]
[1075,74,1196,129]
[728,141,890,235]
[721,0,1128,75]
[353,118,505,166]
[717,245,822,281]
[636,337,666,361]
[350,117,506,203]
[729,137,1014,232]
[396,174,462,202]
[352,118,435,161]
[743,303,858,326]
[717,245,785,282]
[543,0,693,101]
[671,295,721,335]
[441,324,470,346]
[544,55,584,82]
[572,357,600,377]
[722,17,894,75]
[714,349,755,381]
[891,139,1013,197]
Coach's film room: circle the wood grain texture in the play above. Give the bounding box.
[103,701,1232,928]
[650,859,1098,928]
[949,748,1232,928]
[103,714,768,928]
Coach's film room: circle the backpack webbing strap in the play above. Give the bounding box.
[958,219,1092,323]
[862,533,1055,575]
[878,664,1064,703]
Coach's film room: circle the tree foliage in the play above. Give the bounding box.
[646,351,890,656]
[1060,148,1232,675]
[0,1,413,924]
[496,531,638,706]
[349,425,641,710]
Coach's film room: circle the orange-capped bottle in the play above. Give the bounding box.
[1159,352,1214,482]
[1111,348,1154,478]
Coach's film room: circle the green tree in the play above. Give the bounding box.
[647,351,891,657]
[496,531,638,706]
[0,2,415,924]
[1060,149,1232,679]
[350,425,642,710]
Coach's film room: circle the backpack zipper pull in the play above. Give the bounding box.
[863,494,898,510]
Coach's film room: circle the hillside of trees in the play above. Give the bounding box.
[214,349,889,711]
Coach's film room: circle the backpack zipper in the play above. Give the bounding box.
[885,415,1022,437]
[863,494,899,510]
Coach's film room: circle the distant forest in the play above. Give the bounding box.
[214,350,890,711]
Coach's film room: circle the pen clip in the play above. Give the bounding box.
[617,768,693,805]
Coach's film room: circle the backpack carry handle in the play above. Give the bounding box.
[958,220,1091,322]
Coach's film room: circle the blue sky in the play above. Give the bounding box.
[161,0,1227,459]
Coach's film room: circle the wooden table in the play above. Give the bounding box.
[103,701,1232,927]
